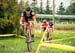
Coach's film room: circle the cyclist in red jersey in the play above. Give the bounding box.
[40,20,48,32]
[41,20,54,40]
[40,20,49,40]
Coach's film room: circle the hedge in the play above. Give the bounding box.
[0,19,14,34]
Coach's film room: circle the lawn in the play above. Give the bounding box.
[0,30,75,53]
[40,47,75,53]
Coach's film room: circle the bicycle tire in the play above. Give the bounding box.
[27,42,32,51]
[26,30,32,51]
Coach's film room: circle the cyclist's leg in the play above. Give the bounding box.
[31,23,35,42]
[20,25,24,36]
[48,29,52,40]
[41,28,47,41]
[23,23,27,37]
[48,33,52,40]
[47,32,49,40]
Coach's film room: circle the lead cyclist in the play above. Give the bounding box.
[20,7,36,42]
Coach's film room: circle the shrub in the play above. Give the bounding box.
[0,19,14,34]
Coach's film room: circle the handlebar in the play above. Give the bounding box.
[20,21,33,26]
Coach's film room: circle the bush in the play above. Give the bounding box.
[0,19,14,34]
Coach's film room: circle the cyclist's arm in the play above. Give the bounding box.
[20,16,23,25]
[52,25,54,32]
[31,12,36,24]
[40,23,43,32]
[32,15,36,23]
[20,12,24,25]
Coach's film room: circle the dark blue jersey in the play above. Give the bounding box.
[21,11,35,22]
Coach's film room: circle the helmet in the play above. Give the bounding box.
[43,20,47,23]
[49,21,53,26]
[25,7,31,11]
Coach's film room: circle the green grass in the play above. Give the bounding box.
[0,38,26,53]
[0,30,75,53]
[40,47,75,53]
[53,38,75,46]
[52,30,75,39]
[0,31,41,53]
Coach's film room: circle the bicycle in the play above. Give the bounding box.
[25,21,33,51]
[21,21,33,51]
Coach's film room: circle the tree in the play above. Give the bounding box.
[45,0,52,14]
[0,0,9,18]
[0,0,23,34]
[0,4,4,18]
[35,7,40,14]
[65,3,75,15]
[57,2,65,15]
[40,0,43,14]
[0,0,21,18]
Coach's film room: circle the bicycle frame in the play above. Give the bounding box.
[26,23,31,32]
[25,22,32,51]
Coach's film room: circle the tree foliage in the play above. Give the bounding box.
[57,2,65,15]
[65,3,75,15]
[0,0,22,18]
[0,0,23,34]
[45,0,52,14]
[40,0,43,14]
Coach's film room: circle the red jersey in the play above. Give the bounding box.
[41,22,48,28]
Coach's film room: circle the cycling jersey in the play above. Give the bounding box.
[41,22,49,32]
[21,11,35,22]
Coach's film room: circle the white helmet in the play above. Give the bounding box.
[43,20,47,23]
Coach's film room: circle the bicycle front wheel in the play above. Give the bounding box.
[26,30,32,51]
[27,42,32,51]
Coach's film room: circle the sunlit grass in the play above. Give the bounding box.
[0,30,75,53]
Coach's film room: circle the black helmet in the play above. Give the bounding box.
[49,21,53,26]
[43,20,47,23]
[25,7,31,11]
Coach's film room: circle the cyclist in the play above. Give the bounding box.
[48,21,54,40]
[40,20,48,32]
[40,20,49,40]
[20,7,36,42]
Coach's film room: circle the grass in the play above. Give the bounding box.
[55,24,75,30]
[0,30,75,53]
[52,30,75,39]
[0,38,26,53]
[40,47,75,53]
[53,38,75,46]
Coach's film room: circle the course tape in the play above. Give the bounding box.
[36,27,48,53]
[41,43,75,51]
[36,27,75,53]
[44,37,75,43]
[0,34,16,37]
